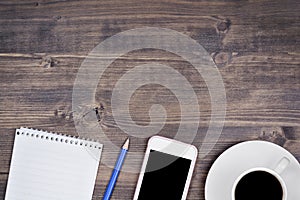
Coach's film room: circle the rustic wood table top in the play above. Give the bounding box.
[0,0,299,199]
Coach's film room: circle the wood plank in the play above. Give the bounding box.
[0,1,299,54]
[0,0,299,199]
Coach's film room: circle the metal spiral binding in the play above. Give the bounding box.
[16,127,102,149]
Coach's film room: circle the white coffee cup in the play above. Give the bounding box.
[232,157,290,200]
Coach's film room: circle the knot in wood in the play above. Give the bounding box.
[260,127,287,146]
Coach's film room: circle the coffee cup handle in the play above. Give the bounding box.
[274,157,290,174]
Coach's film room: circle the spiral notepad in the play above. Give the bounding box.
[5,127,103,200]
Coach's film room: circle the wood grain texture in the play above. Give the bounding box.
[0,0,299,199]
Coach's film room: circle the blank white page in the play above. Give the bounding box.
[5,127,103,200]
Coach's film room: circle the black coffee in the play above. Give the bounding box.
[235,170,283,200]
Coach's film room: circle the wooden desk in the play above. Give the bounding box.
[0,0,299,199]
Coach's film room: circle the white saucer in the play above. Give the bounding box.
[205,141,300,200]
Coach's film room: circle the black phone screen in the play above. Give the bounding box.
[137,150,192,200]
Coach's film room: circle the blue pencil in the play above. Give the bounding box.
[102,138,129,200]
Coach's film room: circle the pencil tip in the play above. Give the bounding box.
[123,137,129,150]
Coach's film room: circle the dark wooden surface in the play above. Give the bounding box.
[0,0,299,199]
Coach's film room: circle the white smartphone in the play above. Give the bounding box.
[133,136,198,200]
